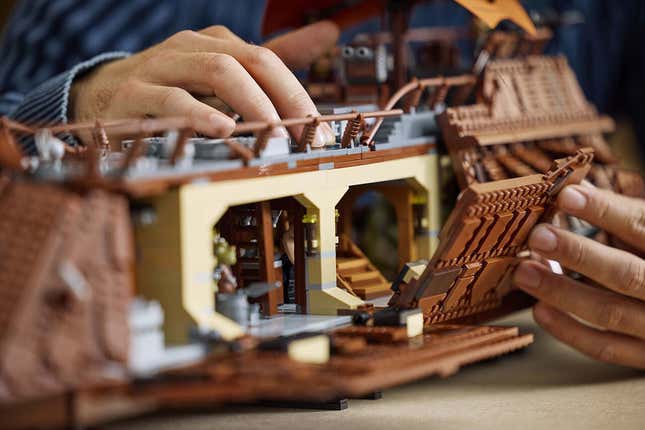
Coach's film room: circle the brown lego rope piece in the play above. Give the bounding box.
[224,139,254,166]
[340,112,363,148]
[298,115,319,152]
[169,128,194,165]
[118,135,146,174]
[253,126,273,157]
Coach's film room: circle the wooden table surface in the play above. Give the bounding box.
[107,310,645,430]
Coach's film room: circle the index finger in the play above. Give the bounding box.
[557,184,645,252]
[165,30,335,147]
[526,224,645,301]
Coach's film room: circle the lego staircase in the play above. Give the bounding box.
[372,116,400,144]
[372,111,438,146]
[336,234,391,300]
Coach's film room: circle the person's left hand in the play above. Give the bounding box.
[513,184,645,369]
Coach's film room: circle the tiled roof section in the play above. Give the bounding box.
[438,56,644,212]
[482,56,593,118]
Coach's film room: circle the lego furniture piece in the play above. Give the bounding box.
[389,149,594,324]
[217,202,283,316]
[0,181,132,403]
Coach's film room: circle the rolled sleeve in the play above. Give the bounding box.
[10,51,130,154]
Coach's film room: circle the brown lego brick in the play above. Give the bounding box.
[510,144,553,173]
[478,211,514,253]
[437,217,481,261]
[416,266,462,299]
[482,154,509,181]
[441,275,474,311]
[417,293,446,312]
[509,206,544,246]
[334,326,410,343]
[463,214,495,256]
[538,137,580,155]
[331,336,368,355]
[469,257,513,304]
[120,142,434,198]
[496,152,537,177]
[461,262,482,277]
[576,134,616,164]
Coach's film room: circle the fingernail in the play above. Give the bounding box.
[513,263,542,289]
[270,126,290,139]
[528,225,558,252]
[210,113,235,136]
[312,123,336,148]
[559,186,587,211]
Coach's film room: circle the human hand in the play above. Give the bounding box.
[513,184,645,369]
[70,21,339,145]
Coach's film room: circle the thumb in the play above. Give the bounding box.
[263,20,340,70]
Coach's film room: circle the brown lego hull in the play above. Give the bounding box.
[0,324,532,429]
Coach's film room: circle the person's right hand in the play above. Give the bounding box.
[514,185,645,369]
[70,22,339,145]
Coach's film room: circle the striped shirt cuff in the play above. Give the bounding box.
[11,51,130,155]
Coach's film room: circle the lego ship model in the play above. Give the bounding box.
[1,3,644,429]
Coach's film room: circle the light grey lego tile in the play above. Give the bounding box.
[247,314,352,338]
[129,344,207,377]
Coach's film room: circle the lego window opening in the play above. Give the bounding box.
[348,190,398,280]
[214,197,307,318]
[336,179,427,302]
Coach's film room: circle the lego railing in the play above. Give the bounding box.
[364,74,476,145]
[0,109,404,173]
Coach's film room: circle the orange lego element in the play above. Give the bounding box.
[453,0,536,35]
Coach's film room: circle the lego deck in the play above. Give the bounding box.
[1,324,532,430]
